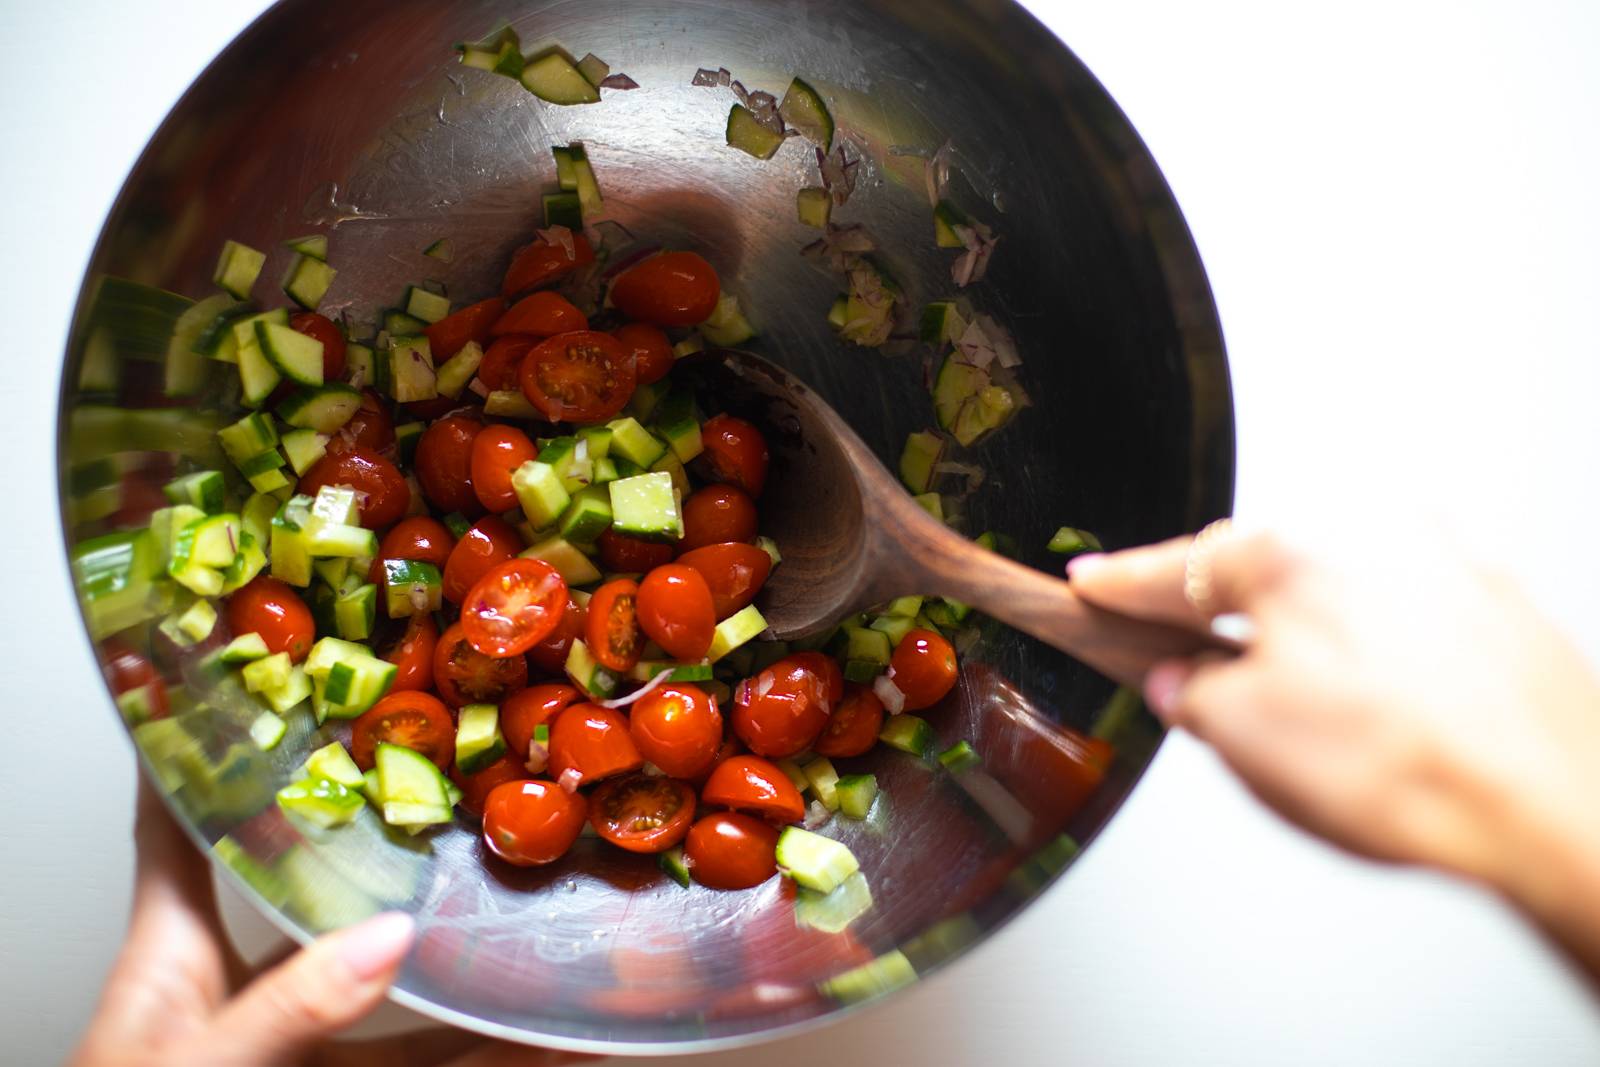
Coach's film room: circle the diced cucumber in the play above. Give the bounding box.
[307,522,377,560]
[220,632,271,664]
[521,51,600,104]
[773,758,809,793]
[164,292,232,396]
[270,495,314,587]
[1046,526,1103,555]
[564,638,618,698]
[311,484,361,525]
[175,597,218,642]
[236,339,281,407]
[242,492,283,544]
[869,613,916,648]
[655,416,703,464]
[575,52,609,86]
[284,234,328,260]
[242,651,292,694]
[606,417,667,468]
[801,756,841,811]
[382,559,443,618]
[280,428,329,476]
[230,307,290,351]
[778,76,834,149]
[72,528,162,639]
[262,664,312,714]
[553,145,580,190]
[235,448,285,481]
[821,951,916,1003]
[256,320,324,386]
[626,379,668,422]
[698,293,755,346]
[220,530,268,594]
[933,200,970,248]
[279,382,362,433]
[191,301,257,363]
[250,710,288,751]
[898,430,945,494]
[919,300,964,345]
[442,512,473,540]
[794,872,873,934]
[394,421,424,466]
[388,336,437,403]
[627,660,715,683]
[278,776,366,828]
[435,339,483,399]
[754,537,782,569]
[879,714,932,757]
[608,471,681,542]
[659,846,691,887]
[512,460,571,528]
[706,603,767,662]
[361,768,382,800]
[169,514,241,594]
[282,254,337,310]
[673,335,704,359]
[542,192,583,230]
[484,389,542,418]
[912,492,944,521]
[213,239,265,300]
[384,309,428,336]
[827,295,849,330]
[937,740,980,773]
[302,741,365,788]
[164,470,226,515]
[404,285,451,324]
[847,627,891,667]
[923,597,972,629]
[423,238,454,262]
[218,412,278,464]
[933,355,1017,446]
[320,652,396,712]
[573,152,604,215]
[558,485,613,543]
[313,557,349,588]
[726,105,785,159]
[346,341,375,386]
[455,703,507,775]
[836,774,878,819]
[775,826,859,893]
[335,582,377,640]
[883,595,923,618]
[591,456,620,485]
[576,425,613,458]
[796,186,832,228]
[521,536,601,586]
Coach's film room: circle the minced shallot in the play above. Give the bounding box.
[598,668,674,710]
[873,675,907,714]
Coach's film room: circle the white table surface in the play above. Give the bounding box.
[6,1,1600,1064]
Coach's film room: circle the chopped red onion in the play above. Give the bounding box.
[925,139,954,208]
[873,674,906,714]
[734,677,752,705]
[524,741,549,775]
[598,668,673,709]
[599,72,638,90]
[956,769,1035,846]
[692,68,721,87]
[816,145,859,206]
[718,67,732,87]
[730,79,748,104]
[407,585,431,613]
[467,377,489,398]
[802,800,832,830]
[641,762,665,777]
[558,767,584,794]
[935,460,986,494]
[951,221,999,287]
[535,225,576,260]
[347,366,368,389]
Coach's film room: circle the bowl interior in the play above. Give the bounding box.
[59,0,1232,1052]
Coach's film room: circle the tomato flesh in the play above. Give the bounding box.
[482,779,588,867]
[501,233,595,296]
[415,415,484,516]
[350,691,455,771]
[519,330,636,423]
[635,564,716,661]
[813,684,885,759]
[678,484,758,552]
[685,812,779,890]
[701,755,806,824]
[731,655,833,758]
[596,528,675,574]
[675,542,772,620]
[548,703,643,786]
[610,252,721,327]
[383,613,438,692]
[500,683,581,766]
[442,516,523,604]
[888,629,959,710]
[225,576,315,662]
[460,558,568,658]
[698,415,769,498]
[433,621,529,706]
[629,683,723,779]
[478,335,536,391]
[327,390,395,455]
[586,578,642,673]
[369,516,454,584]
[527,592,586,675]
[491,291,588,338]
[289,312,347,381]
[613,322,675,386]
[589,775,696,853]
[469,424,539,513]
[425,296,505,359]
[450,755,529,819]
[298,447,410,529]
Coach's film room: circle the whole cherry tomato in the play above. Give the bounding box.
[589,775,696,853]
[482,779,587,867]
[635,564,716,661]
[887,628,958,710]
[491,291,588,338]
[678,484,758,552]
[433,621,528,707]
[289,312,347,381]
[675,542,771,620]
[442,516,523,604]
[502,233,595,296]
[610,252,720,327]
[350,690,455,771]
[414,415,484,515]
[732,654,833,758]
[585,578,642,673]
[548,703,642,786]
[613,322,675,386]
[469,424,538,513]
[500,683,581,766]
[382,613,438,692]
[477,336,536,391]
[369,516,454,583]
[786,651,844,705]
[450,755,529,819]
[424,296,505,359]
[629,683,723,779]
[701,755,806,824]
[298,447,410,529]
[812,684,885,759]
[527,591,586,674]
[225,576,315,662]
[519,330,637,423]
[698,415,769,498]
[327,390,395,456]
[684,812,778,890]
[596,528,674,574]
[460,558,568,658]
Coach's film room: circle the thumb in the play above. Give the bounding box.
[204,910,415,1067]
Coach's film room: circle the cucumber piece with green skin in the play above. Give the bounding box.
[241,493,279,546]
[775,826,860,893]
[922,597,971,629]
[484,389,541,419]
[394,422,425,466]
[898,430,944,494]
[236,338,282,407]
[521,51,600,104]
[422,238,453,262]
[796,186,832,228]
[441,512,473,540]
[658,846,690,887]
[778,77,834,149]
[279,382,362,433]
[573,153,604,215]
[726,105,785,160]
[847,627,891,667]
[250,711,288,751]
[321,653,396,710]
[387,336,437,403]
[151,504,208,566]
[911,492,943,521]
[552,145,581,191]
[836,774,878,819]
[795,871,874,933]
[625,379,668,422]
[937,740,980,773]
[309,484,359,526]
[655,416,703,464]
[230,308,290,351]
[801,756,841,810]
[213,240,265,300]
[606,418,667,469]
[882,595,923,618]
[919,301,963,345]
[335,583,377,640]
[282,255,337,310]
[280,428,329,476]
[234,449,285,481]
[175,598,218,642]
[383,309,428,336]
[775,758,809,793]
[756,536,782,568]
[220,531,268,594]
[284,234,327,260]
[522,536,602,586]
[361,768,382,800]
[575,52,609,87]
[879,714,932,757]
[165,293,233,396]
[220,632,271,664]
[707,604,768,662]
[512,460,571,528]
[246,466,290,495]
[608,471,681,542]
[72,528,163,639]
[381,559,442,618]
[262,664,312,714]
[821,951,916,1003]
[256,320,325,386]
[345,341,375,386]
[576,425,613,458]
[591,456,620,485]
[218,412,279,463]
[171,512,241,572]
[303,741,365,788]
[932,355,1017,446]
[542,192,583,230]
[933,200,970,248]
[313,557,350,589]
[404,285,450,324]
[1046,526,1103,555]
[869,613,916,648]
[557,485,613,544]
[535,436,593,492]
[164,470,226,515]
[242,651,292,694]
[277,776,366,828]
[626,660,715,683]
[455,704,508,775]
[698,293,756,346]
[270,495,315,587]
[191,301,258,362]
[307,522,377,560]
[564,638,618,699]
[434,340,484,399]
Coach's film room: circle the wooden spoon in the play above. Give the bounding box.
[686,349,1226,689]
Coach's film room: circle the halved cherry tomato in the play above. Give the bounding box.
[442,516,523,604]
[415,415,483,515]
[613,322,675,386]
[382,613,438,692]
[888,628,958,710]
[519,330,636,423]
[548,703,643,786]
[289,312,347,381]
[501,683,581,765]
[369,516,455,583]
[425,296,505,359]
[701,755,805,824]
[469,424,538,513]
[678,484,758,552]
[732,655,833,758]
[482,779,588,867]
[636,564,716,661]
[450,755,529,819]
[629,683,723,779]
[491,291,587,338]
[103,637,169,720]
[684,812,778,890]
[610,252,720,327]
[586,578,642,673]
[327,390,395,455]
[434,621,529,707]
[502,233,595,296]
[699,415,769,498]
[460,558,568,658]
[225,576,315,662]
[692,732,746,788]
[298,447,410,528]
[477,336,536,391]
[528,592,586,674]
[812,684,885,759]
[596,527,674,574]
[589,775,696,854]
[675,542,772,620]
[786,651,844,705]
[350,690,454,771]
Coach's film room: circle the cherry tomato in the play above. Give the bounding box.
[699,415,769,498]
[732,655,833,758]
[692,732,746,788]
[350,691,455,771]
[613,322,675,386]
[492,291,588,338]
[635,564,716,661]
[548,703,643,786]
[414,415,483,515]
[888,628,958,710]
[589,775,696,854]
[382,613,438,692]
[629,683,723,779]
[433,621,529,707]
[469,424,538,513]
[610,252,721,327]
[482,779,588,867]
[403,396,475,421]
[460,558,568,658]
[786,651,844,705]
[501,683,581,765]
[675,542,771,620]
[813,684,885,759]
[586,578,642,673]
[327,390,396,455]
[298,447,410,529]
[225,576,315,662]
[425,296,505,359]
[519,330,637,423]
[528,591,586,674]
[442,516,523,604]
[477,336,535,391]
[678,485,758,553]
[701,755,805,824]
[502,233,596,296]
[369,516,455,583]
[450,754,529,819]
[103,637,169,720]
[684,812,778,890]
[596,527,674,574]
[289,312,347,381]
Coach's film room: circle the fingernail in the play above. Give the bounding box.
[1143,660,1192,722]
[335,911,415,981]
[1065,553,1106,581]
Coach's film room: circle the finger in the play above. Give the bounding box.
[312,1029,597,1067]
[1069,528,1301,626]
[206,911,416,1067]
[1142,652,1257,742]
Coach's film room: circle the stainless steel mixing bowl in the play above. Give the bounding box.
[58,0,1232,1053]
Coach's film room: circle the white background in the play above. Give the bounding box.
[4,1,1600,1064]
